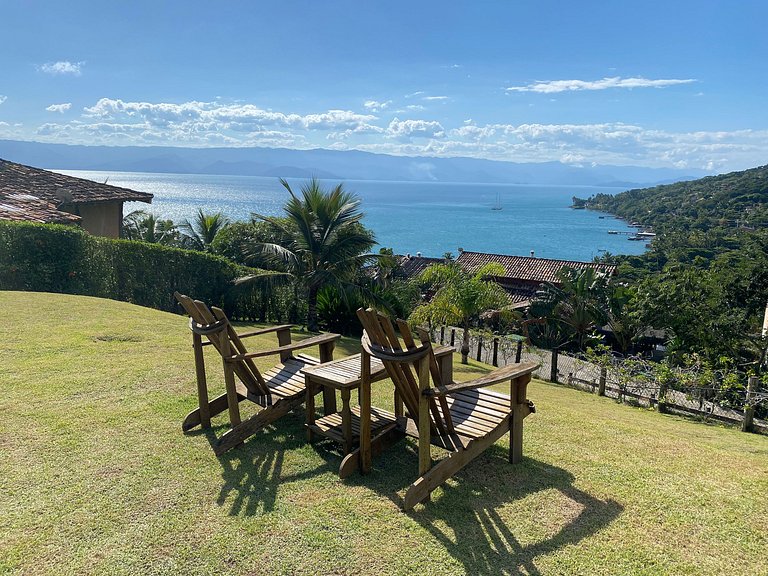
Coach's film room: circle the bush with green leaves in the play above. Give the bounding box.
[0,221,255,315]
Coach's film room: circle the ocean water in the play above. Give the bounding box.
[59,170,646,261]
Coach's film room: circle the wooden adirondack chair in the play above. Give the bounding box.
[175,292,340,455]
[356,308,538,510]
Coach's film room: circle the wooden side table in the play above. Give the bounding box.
[303,346,455,477]
[304,353,390,456]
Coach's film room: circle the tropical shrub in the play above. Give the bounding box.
[0,221,253,315]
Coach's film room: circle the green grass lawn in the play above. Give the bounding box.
[1,291,766,576]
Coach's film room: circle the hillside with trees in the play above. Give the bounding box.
[573,165,768,369]
[582,164,768,232]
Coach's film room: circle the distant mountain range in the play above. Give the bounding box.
[0,139,708,187]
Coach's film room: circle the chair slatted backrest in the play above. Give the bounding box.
[357,308,455,437]
[175,292,271,397]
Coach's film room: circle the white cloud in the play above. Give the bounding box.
[363,99,391,112]
[39,61,84,76]
[18,96,768,171]
[404,91,425,99]
[362,117,753,171]
[423,95,448,101]
[560,153,586,166]
[0,95,6,105]
[83,98,377,132]
[506,76,696,93]
[46,103,72,113]
[386,118,445,141]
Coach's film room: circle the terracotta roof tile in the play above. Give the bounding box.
[456,250,616,284]
[0,158,152,225]
[396,255,445,279]
[0,197,81,224]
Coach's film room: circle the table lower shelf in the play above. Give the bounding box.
[307,406,397,446]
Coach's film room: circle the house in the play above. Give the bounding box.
[456,249,616,308]
[392,248,616,309]
[0,159,153,238]
[395,252,444,280]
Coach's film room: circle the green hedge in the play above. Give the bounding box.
[0,221,252,314]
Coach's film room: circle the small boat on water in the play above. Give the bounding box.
[608,230,618,234]
[492,191,502,211]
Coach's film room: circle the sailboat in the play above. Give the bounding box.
[491,191,502,211]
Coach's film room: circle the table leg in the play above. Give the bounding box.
[340,388,352,455]
[360,352,372,474]
[305,375,315,442]
[322,386,337,415]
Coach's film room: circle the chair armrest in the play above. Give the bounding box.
[226,332,340,361]
[235,325,294,339]
[200,324,295,346]
[423,361,539,397]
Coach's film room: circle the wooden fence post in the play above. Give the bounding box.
[550,348,559,383]
[515,341,523,363]
[492,337,499,367]
[476,336,483,362]
[742,375,758,433]
[598,367,607,396]
[440,326,445,345]
[450,329,456,347]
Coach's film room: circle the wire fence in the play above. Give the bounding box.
[429,325,767,435]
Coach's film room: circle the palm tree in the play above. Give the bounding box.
[605,285,645,354]
[121,210,179,246]
[535,267,609,352]
[241,178,376,332]
[410,261,509,364]
[179,209,230,252]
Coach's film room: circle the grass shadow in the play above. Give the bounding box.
[345,441,623,575]
[194,407,622,574]
[192,413,335,516]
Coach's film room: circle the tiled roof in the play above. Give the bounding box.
[0,158,152,225]
[396,255,445,279]
[456,250,616,284]
[0,195,81,224]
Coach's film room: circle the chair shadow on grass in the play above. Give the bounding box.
[190,412,622,575]
[344,442,623,576]
[188,412,336,516]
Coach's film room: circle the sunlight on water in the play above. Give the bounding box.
[59,170,646,261]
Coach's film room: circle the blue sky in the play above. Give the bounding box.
[1,1,766,172]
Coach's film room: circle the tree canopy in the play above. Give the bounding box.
[242,178,377,332]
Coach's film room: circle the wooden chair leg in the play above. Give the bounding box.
[417,356,432,476]
[509,374,531,464]
[192,332,211,428]
[510,408,524,464]
[404,418,510,511]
